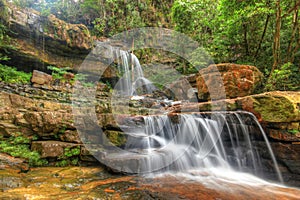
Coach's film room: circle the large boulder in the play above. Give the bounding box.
[238,91,300,142]
[31,70,53,85]
[31,141,80,158]
[236,91,300,123]
[196,63,263,101]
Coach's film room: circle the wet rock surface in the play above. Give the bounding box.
[169,91,300,135]
[0,167,300,200]
[0,167,182,200]
[0,80,300,189]
[0,153,29,172]
[142,175,300,200]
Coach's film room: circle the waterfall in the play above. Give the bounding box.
[113,49,156,96]
[106,112,283,183]
[102,50,283,184]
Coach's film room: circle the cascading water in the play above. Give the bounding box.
[113,49,156,96]
[106,51,283,185]
[120,112,283,183]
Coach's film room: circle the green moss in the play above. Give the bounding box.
[0,134,48,166]
[58,125,67,134]
[104,131,126,147]
[288,129,299,135]
[55,146,80,166]
[0,0,9,23]
[253,95,296,122]
[55,159,68,167]
[63,146,81,158]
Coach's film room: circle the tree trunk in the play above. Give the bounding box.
[287,1,299,63]
[271,0,282,75]
[254,14,270,59]
[291,25,300,63]
[243,23,249,56]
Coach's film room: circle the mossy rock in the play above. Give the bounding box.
[252,91,300,123]
[104,130,126,147]
[0,0,9,23]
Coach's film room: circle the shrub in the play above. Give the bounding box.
[265,62,300,91]
[0,64,32,84]
[0,134,48,166]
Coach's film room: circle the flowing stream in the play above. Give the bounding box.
[104,50,286,187]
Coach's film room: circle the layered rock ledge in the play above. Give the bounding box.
[0,0,92,72]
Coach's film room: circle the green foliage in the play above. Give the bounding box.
[0,22,14,59]
[55,157,78,167]
[0,64,32,84]
[4,0,300,91]
[55,146,80,166]
[12,0,35,8]
[55,159,68,167]
[170,0,300,90]
[63,146,81,158]
[58,125,66,134]
[288,129,299,135]
[75,74,95,87]
[0,23,10,46]
[40,6,51,17]
[47,66,70,81]
[0,134,48,166]
[48,66,95,87]
[48,0,81,23]
[86,0,146,37]
[265,62,300,91]
[172,0,218,48]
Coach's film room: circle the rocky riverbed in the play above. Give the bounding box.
[1,167,300,200]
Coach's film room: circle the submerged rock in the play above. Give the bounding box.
[1,166,299,200]
[0,167,172,199]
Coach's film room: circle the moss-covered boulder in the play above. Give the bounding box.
[238,91,300,142]
[238,91,300,123]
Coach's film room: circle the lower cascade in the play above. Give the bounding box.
[105,111,283,184]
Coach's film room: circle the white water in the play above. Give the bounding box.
[108,51,284,186]
[113,49,156,96]
[123,112,283,184]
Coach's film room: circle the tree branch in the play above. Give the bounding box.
[282,0,300,18]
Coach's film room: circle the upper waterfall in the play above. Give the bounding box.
[113,49,156,96]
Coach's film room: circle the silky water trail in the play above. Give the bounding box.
[105,49,295,192]
[112,49,156,96]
